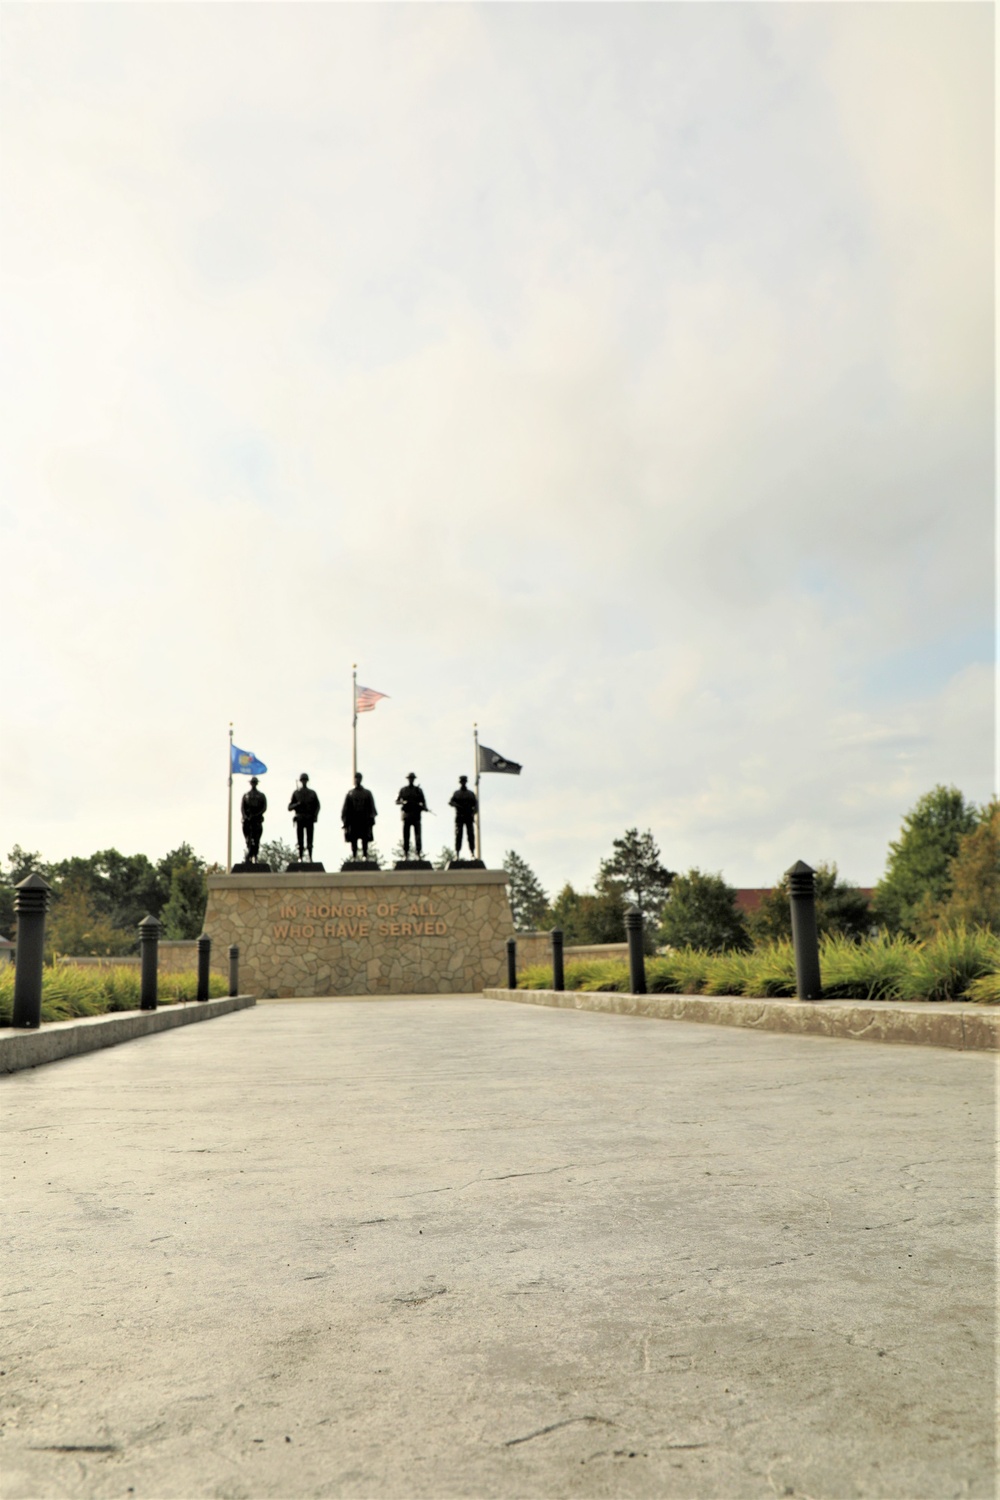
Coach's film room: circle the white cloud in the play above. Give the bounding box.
[1,3,993,897]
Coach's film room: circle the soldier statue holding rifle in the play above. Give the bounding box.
[449,775,478,858]
[288,773,321,862]
[395,773,428,859]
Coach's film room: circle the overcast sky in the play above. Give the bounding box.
[2,2,994,895]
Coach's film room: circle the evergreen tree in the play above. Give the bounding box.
[502,851,549,931]
[598,828,674,927]
[874,786,978,936]
[659,870,750,953]
[748,863,873,944]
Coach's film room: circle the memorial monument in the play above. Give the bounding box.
[205,697,518,996]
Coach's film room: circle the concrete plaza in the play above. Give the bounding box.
[1,997,995,1499]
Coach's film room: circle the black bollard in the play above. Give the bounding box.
[625,903,647,994]
[228,944,239,998]
[196,934,211,1002]
[505,936,517,990]
[11,874,51,1029]
[551,928,565,992]
[138,914,160,1011]
[788,860,822,1001]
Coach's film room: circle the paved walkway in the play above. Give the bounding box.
[1,997,995,1499]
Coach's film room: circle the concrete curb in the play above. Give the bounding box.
[483,987,999,1051]
[0,995,257,1074]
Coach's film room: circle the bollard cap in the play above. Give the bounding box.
[787,859,816,897]
[138,913,161,934]
[624,903,642,922]
[14,872,51,912]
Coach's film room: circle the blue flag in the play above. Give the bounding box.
[231,745,267,776]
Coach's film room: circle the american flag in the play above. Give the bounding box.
[355,684,388,714]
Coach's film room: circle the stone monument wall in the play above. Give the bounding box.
[204,869,513,998]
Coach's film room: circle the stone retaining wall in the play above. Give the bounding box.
[205,869,513,998]
[512,933,629,970]
[53,941,226,975]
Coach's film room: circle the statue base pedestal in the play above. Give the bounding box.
[449,858,486,870]
[231,862,272,874]
[205,868,513,998]
[341,859,380,873]
[287,862,325,873]
[394,859,432,871]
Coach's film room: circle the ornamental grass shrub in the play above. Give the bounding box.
[0,964,227,1026]
[966,972,1000,1004]
[515,927,1000,1003]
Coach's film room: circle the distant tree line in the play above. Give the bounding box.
[0,845,213,955]
[503,785,999,952]
[3,785,995,957]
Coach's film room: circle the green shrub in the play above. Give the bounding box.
[653,949,712,994]
[903,925,1000,1003]
[819,932,917,1000]
[518,960,629,992]
[0,964,226,1026]
[965,973,1000,1005]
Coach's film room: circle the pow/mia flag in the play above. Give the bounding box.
[477,744,522,775]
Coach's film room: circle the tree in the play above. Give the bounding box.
[598,829,674,928]
[918,800,1000,935]
[659,870,750,952]
[259,837,296,873]
[502,851,549,931]
[433,846,456,870]
[0,847,50,938]
[160,852,208,939]
[874,786,979,936]
[748,863,873,944]
[549,881,628,946]
[46,883,133,957]
[50,848,162,930]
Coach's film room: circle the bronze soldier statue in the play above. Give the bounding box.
[241,776,267,863]
[342,772,377,860]
[395,773,428,858]
[288,773,321,861]
[449,775,478,857]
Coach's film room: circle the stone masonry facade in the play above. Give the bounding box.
[205,869,513,998]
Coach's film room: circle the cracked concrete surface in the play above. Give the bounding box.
[0,996,995,1499]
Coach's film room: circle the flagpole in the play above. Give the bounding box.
[473,723,482,863]
[352,665,358,780]
[227,724,234,874]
